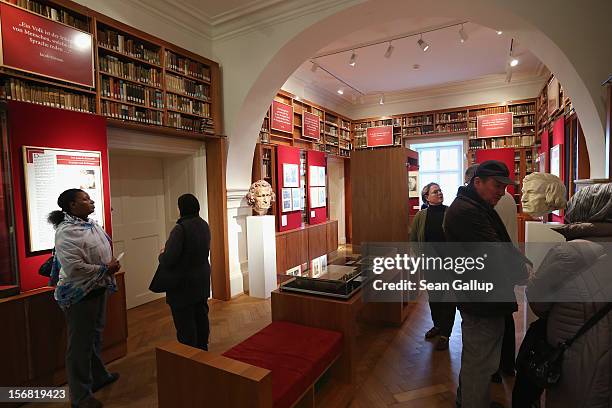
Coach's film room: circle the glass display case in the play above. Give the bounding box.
[279,252,365,299]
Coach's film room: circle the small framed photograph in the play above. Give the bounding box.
[281,188,292,212]
[318,187,326,207]
[286,265,301,277]
[318,167,326,187]
[310,186,319,208]
[283,163,299,188]
[291,188,301,211]
[311,257,321,278]
[408,171,419,198]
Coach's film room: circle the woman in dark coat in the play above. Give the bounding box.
[158,193,211,350]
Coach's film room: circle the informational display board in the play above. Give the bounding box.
[271,100,293,133]
[366,125,393,147]
[0,2,94,87]
[23,146,104,252]
[477,112,513,138]
[302,111,320,139]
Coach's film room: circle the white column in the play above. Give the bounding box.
[226,188,251,297]
[246,215,277,298]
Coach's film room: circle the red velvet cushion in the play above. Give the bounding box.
[222,321,343,408]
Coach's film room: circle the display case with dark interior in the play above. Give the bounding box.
[0,105,18,297]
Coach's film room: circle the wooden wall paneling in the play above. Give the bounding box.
[351,148,410,246]
[326,220,338,254]
[0,296,28,386]
[205,138,230,300]
[308,224,327,260]
[26,290,67,385]
[102,272,128,361]
[285,230,308,269]
[276,234,287,275]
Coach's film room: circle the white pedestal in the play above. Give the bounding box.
[246,215,277,299]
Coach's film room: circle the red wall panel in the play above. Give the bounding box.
[276,145,302,232]
[8,101,111,291]
[306,150,327,225]
[551,118,565,223]
[475,148,516,195]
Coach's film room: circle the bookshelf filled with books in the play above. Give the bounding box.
[0,0,221,138]
[95,19,217,136]
[257,90,352,159]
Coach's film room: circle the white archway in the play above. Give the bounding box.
[217,0,610,192]
[214,0,611,295]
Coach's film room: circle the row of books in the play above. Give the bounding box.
[97,29,160,65]
[7,0,89,31]
[436,123,468,133]
[403,126,435,136]
[166,74,210,100]
[469,106,506,118]
[167,112,201,132]
[166,94,210,117]
[508,104,535,115]
[437,112,468,122]
[100,77,163,108]
[99,55,161,87]
[165,51,211,81]
[101,100,162,125]
[340,129,351,139]
[1,78,95,113]
[468,135,535,149]
[513,117,535,126]
[404,115,434,126]
[325,126,337,136]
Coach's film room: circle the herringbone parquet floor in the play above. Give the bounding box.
[27,290,525,408]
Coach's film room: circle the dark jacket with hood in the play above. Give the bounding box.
[443,185,529,316]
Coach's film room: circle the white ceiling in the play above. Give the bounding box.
[292,18,543,101]
[173,0,285,23]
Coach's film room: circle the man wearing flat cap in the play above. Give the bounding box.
[444,161,531,408]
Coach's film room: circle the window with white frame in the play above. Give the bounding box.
[409,140,464,207]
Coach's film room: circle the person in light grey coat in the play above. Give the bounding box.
[526,183,612,408]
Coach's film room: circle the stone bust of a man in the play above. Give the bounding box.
[521,172,567,216]
[246,180,275,216]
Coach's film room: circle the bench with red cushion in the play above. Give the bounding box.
[222,321,343,408]
[156,321,344,408]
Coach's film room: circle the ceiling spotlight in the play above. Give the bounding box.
[337,89,344,95]
[384,42,394,59]
[496,30,503,35]
[459,24,468,43]
[349,50,357,67]
[510,58,519,67]
[310,62,318,72]
[379,94,385,105]
[412,64,420,70]
[417,35,429,52]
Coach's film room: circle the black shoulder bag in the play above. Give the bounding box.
[38,251,54,277]
[516,302,612,389]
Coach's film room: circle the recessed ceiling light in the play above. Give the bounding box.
[349,50,357,67]
[496,30,503,35]
[412,64,420,70]
[337,89,344,95]
[510,58,519,67]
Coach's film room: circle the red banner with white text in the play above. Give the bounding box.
[271,100,293,133]
[0,3,94,87]
[477,112,513,138]
[367,126,393,147]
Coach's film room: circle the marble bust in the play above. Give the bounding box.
[246,180,275,215]
[521,172,567,216]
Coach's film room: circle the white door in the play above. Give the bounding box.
[109,154,167,309]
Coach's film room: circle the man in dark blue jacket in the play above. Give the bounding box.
[444,161,529,408]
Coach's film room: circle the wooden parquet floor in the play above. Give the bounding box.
[27,292,525,408]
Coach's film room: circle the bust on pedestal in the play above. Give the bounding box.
[245,180,277,298]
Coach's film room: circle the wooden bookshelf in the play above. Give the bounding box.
[0,0,221,139]
[258,90,352,159]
